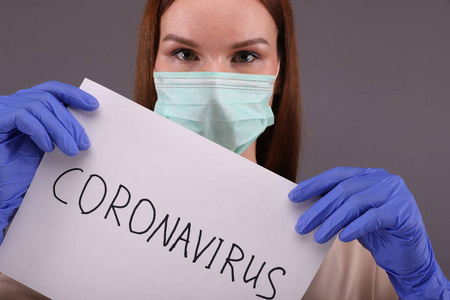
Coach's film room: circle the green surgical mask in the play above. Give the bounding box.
[153,72,275,154]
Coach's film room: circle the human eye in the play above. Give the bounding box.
[232,51,260,63]
[171,48,199,61]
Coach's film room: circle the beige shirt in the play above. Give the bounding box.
[304,239,397,299]
[0,239,397,299]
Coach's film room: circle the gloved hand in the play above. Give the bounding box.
[289,167,450,299]
[0,81,99,243]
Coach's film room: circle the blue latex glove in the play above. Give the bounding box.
[289,167,450,299]
[0,81,99,243]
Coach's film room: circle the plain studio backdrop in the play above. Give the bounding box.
[0,0,449,279]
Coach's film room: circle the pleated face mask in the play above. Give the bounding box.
[153,72,275,154]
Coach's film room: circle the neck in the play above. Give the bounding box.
[240,141,257,163]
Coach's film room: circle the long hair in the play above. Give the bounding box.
[135,0,301,182]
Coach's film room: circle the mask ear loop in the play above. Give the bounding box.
[274,63,282,94]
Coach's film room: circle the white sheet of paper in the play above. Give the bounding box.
[0,79,332,299]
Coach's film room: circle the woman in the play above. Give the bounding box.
[0,0,448,299]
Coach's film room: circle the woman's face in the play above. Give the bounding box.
[154,0,279,76]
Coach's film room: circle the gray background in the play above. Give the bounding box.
[1,0,449,277]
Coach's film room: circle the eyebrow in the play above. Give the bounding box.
[162,34,269,50]
[231,38,269,49]
[162,34,199,48]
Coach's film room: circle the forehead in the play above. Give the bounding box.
[159,0,278,44]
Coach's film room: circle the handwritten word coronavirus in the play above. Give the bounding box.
[52,167,287,299]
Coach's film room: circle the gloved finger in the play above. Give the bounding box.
[23,100,80,156]
[1,100,79,156]
[2,108,54,152]
[288,167,366,203]
[26,80,99,111]
[338,208,394,242]
[15,90,91,151]
[0,134,43,166]
[295,170,381,235]
[313,187,387,243]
